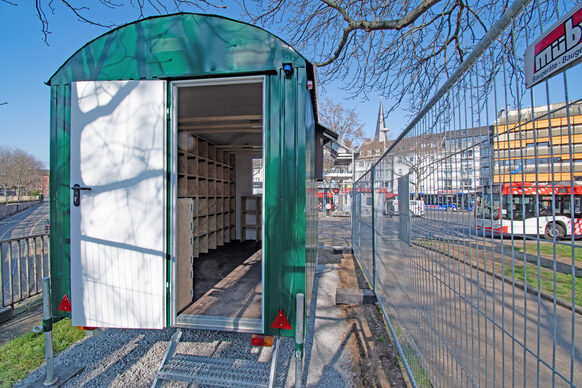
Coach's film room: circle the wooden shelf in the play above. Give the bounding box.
[241,195,261,242]
[177,131,237,258]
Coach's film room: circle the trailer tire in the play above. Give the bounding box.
[544,222,566,240]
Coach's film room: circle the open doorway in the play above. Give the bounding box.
[172,77,264,332]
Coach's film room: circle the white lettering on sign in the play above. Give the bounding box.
[535,17,582,72]
[525,3,582,88]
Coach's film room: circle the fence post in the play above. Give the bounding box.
[295,293,305,388]
[8,242,14,307]
[350,150,356,252]
[42,277,58,386]
[371,166,376,292]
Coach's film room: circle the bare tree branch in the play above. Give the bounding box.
[23,0,557,119]
[61,0,114,28]
[320,98,366,148]
[32,0,228,44]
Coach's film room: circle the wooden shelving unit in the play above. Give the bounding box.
[177,132,236,260]
[241,195,262,242]
[177,198,195,312]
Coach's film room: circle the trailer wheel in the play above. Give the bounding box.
[544,222,566,240]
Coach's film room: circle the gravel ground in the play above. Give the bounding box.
[16,250,358,388]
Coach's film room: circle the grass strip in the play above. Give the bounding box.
[514,242,582,265]
[414,238,582,310]
[0,318,85,387]
[504,265,582,308]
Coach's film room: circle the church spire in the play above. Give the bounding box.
[374,98,387,143]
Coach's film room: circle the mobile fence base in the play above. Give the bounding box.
[29,277,84,387]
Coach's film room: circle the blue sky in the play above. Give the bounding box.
[0,2,390,168]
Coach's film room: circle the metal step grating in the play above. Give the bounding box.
[157,353,271,387]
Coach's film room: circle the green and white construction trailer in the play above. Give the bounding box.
[47,13,336,386]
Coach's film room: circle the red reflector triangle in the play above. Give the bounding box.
[271,309,292,330]
[58,294,72,312]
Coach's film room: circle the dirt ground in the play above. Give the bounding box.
[0,295,43,346]
[326,249,410,388]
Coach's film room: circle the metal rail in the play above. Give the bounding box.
[1,233,50,309]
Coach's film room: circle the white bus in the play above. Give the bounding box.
[475,182,582,239]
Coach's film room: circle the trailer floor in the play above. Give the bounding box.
[181,241,262,319]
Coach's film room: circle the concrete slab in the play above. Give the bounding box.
[27,366,84,388]
[0,307,13,324]
[335,288,377,305]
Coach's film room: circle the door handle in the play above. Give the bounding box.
[71,184,91,207]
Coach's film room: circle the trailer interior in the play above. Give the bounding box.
[174,77,264,332]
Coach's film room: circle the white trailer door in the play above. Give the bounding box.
[70,80,167,329]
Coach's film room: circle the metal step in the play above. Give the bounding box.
[152,330,279,388]
[157,354,271,387]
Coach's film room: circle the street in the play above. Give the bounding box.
[0,201,49,240]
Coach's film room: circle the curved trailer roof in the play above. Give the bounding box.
[48,12,311,84]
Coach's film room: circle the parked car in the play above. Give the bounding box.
[384,199,425,217]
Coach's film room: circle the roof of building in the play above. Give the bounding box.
[357,139,393,159]
[442,125,491,140]
[497,102,582,124]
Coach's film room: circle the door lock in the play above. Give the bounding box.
[71,184,91,207]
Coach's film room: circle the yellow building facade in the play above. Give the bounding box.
[493,103,582,184]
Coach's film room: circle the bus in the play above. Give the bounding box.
[475,182,582,239]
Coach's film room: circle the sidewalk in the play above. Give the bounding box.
[0,295,43,346]
[309,248,408,387]
[0,200,42,222]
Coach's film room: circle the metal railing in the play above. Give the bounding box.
[1,233,50,309]
[352,0,582,386]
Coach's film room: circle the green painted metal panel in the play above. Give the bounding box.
[48,13,308,86]
[263,67,311,337]
[49,84,71,318]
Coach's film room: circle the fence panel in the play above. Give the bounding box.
[352,0,582,386]
[1,234,49,308]
[353,172,375,284]
[318,210,352,249]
